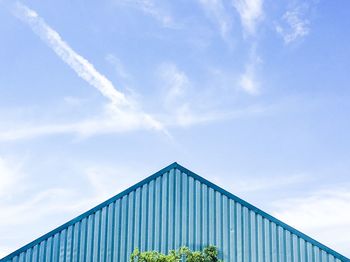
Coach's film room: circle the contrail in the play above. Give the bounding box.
[14,2,129,107]
[12,2,167,135]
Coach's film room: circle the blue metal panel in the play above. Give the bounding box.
[1,162,349,262]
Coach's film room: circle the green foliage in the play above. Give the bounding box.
[130,246,221,262]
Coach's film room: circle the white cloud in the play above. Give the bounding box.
[238,47,262,95]
[155,62,267,127]
[9,2,167,140]
[239,69,259,95]
[105,54,131,81]
[0,56,266,141]
[157,63,220,127]
[105,54,140,100]
[14,3,128,108]
[5,2,266,141]
[0,160,148,258]
[0,188,83,226]
[0,186,99,258]
[166,104,265,127]
[0,157,22,197]
[0,106,165,141]
[84,165,143,200]
[276,9,310,44]
[158,63,190,105]
[232,0,263,35]
[157,63,200,127]
[272,188,350,257]
[0,159,83,256]
[117,0,175,28]
[197,0,233,40]
[138,0,174,28]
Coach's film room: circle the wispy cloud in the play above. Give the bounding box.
[232,0,264,36]
[117,0,176,28]
[3,2,266,141]
[0,157,23,197]
[156,63,266,126]
[167,105,266,127]
[276,8,310,44]
[137,0,174,28]
[231,1,264,95]
[9,2,166,139]
[239,67,259,95]
[105,54,131,82]
[157,63,197,126]
[0,55,266,141]
[14,3,128,108]
[84,165,143,200]
[0,183,102,258]
[238,46,262,95]
[0,158,147,257]
[272,188,350,256]
[0,106,164,141]
[157,63,219,127]
[158,63,190,105]
[105,54,142,101]
[197,0,233,41]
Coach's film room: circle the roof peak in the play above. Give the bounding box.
[2,162,349,262]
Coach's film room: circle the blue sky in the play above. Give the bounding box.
[1,0,350,258]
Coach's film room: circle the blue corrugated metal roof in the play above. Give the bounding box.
[1,162,349,261]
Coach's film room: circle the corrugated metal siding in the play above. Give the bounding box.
[2,165,348,262]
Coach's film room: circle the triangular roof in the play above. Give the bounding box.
[1,162,349,261]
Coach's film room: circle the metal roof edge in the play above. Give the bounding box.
[2,162,349,262]
[1,162,178,261]
[175,163,350,262]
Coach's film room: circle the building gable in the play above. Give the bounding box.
[1,162,349,261]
